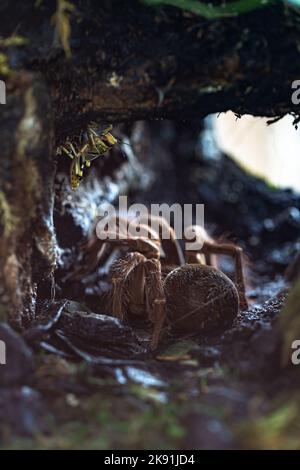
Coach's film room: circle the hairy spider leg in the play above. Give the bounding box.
[184,225,216,266]
[144,258,166,349]
[200,241,248,310]
[110,252,145,319]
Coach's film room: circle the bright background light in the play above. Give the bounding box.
[214,112,300,192]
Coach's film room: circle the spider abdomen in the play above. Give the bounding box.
[164,264,239,335]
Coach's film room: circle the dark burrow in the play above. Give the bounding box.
[1,119,300,450]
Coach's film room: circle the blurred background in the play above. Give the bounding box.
[214,112,300,192]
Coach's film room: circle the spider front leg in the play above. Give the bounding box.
[144,258,166,349]
[110,252,145,320]
[201,241,248,310]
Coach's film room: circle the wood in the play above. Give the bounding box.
[1,0,300,138]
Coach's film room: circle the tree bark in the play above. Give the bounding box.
[1,0,300,137]
[0,73,56,326]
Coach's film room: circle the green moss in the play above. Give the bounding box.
[1,394,187,450]
[0,36,28,48]
[0,53,12,76]
[142,0,278,19]
[237,400,300,449]
[51,0,75,59]
[0,35,28,76]
[15,88,41,220]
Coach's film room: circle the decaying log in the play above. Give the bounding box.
[1,0,300,134]
[0,73,56,326]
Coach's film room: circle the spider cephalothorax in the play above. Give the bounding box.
[80,214,248,349]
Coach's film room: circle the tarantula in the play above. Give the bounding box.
[79,214,248,349]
